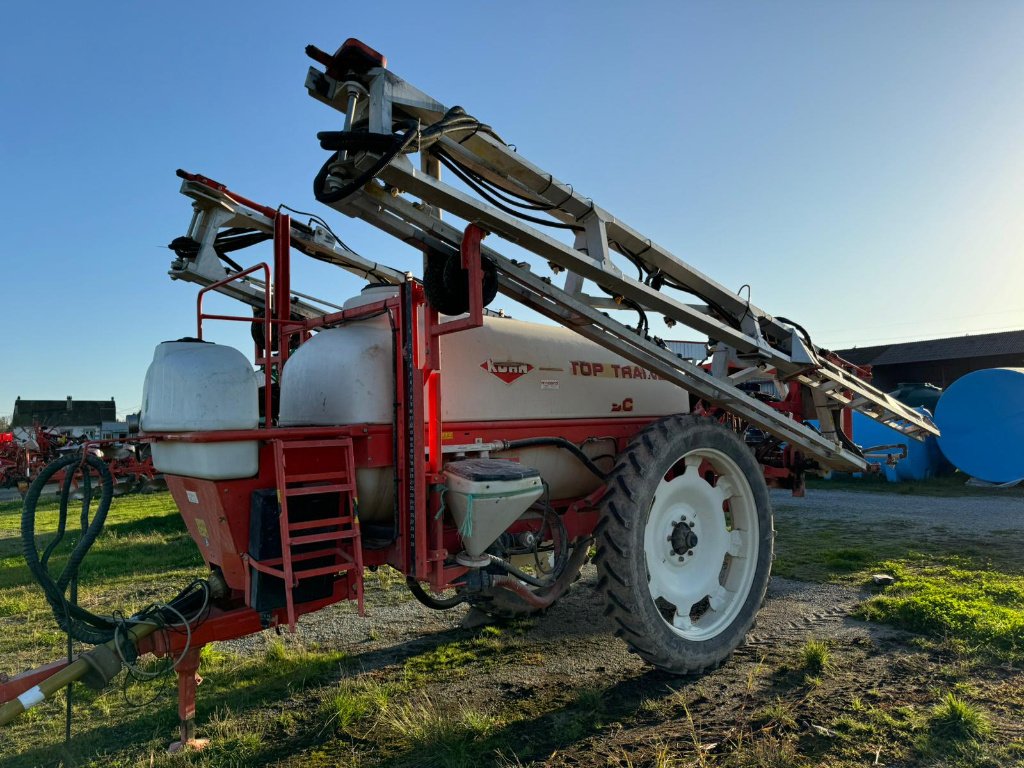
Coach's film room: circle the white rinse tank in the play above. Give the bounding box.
[142,340,260,480]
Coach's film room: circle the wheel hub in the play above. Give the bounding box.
[668,519,698,557]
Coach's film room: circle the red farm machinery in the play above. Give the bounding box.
[0,423,158,496]
[1,38,937,749]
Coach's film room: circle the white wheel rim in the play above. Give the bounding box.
[643,447,759,641]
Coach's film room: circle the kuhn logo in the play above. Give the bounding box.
[481,359,533,384]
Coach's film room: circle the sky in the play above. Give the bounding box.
[2,1,1023,418]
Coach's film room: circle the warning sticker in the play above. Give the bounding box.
[540,379,560,390]
[186,490,199,504]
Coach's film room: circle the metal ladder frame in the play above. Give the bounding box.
[248,437,364,630]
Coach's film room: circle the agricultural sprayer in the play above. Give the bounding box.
[0,38,937,750]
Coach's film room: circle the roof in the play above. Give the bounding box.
[837,329,1024,367]
[12,397,117,429]
[664,340,709,360]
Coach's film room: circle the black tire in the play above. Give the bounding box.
[424,248,466,316]
[595,414,773,674]
[442,252,498,312]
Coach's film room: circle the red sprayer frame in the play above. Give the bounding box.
[2,174,854,746]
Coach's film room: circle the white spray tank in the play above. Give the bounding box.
[279,286,690,522]
[142,339,260,480]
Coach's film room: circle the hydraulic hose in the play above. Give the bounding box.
[22,453,118,645]
[489,536,593,610]
[313,125,418,206]
[484,554,552,588]
[498,437,607,481]
[313,107,497,207]
[405,577,467,610]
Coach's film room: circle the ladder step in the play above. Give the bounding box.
[288,517,357,532]
[289,546,344,563]
[289,530,359,546]
[248,559,286,578]
[283,470,354,484]
[294,562,358,580]
[285,483,355,497]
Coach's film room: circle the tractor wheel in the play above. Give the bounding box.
[595,414,773,674]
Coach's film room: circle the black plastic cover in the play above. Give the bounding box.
[445,458,540,483]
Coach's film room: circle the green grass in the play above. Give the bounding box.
[807,473,1024,498]
[320,676,394,734]
[379,695,500,768]
[799,639,832,674]
[928,693,991,742]
[402,629,504,684]
[857,560,1024,662]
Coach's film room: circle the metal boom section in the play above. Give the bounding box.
[299,41,937,472]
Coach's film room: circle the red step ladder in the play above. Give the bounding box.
[248,437,364,630]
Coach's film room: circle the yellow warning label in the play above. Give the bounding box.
[441,431,454,441]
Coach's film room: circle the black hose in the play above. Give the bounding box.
[22,453,117,645]
[405,577,467,610]
[775,316,815,351]
[485,554,551,588]
[314,106,495,208]
[313,126,418,206]
[484,501,569,589]
[434,149,581,231]
[500,437,606,480]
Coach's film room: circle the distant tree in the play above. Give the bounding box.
[0,415,9,432]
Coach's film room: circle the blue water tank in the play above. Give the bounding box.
[851,408,940,482]
[935,368,1024,483]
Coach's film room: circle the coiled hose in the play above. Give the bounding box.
[22,453,213,643]
[21,453,120,645]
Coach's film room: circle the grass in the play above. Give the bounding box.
[807,473,1024,498]
[754,698,797,730]
[799,640,832,675]
[402,627,505,684]
[928,693,991,742]
[379,694,499,768]
[857,559,1024,662]
[320,677,393,734]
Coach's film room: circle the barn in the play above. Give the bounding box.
[11,396,118,443]
[836,329,1024,391]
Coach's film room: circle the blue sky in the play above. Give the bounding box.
[2,1,1022,418]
